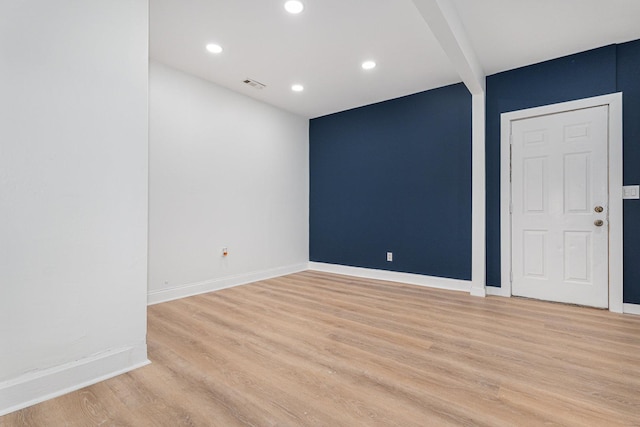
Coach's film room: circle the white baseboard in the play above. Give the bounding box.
[623,303,640,315]
[308,262,471,292]
[486,285,510,297]
[0,344,149,417]
[470,285,487,297]
[147,263,309,305]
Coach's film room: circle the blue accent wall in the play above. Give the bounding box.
[485,46,617,287]
[310,83,472,280]
[617,39,640,304]
[310,40,640,304]
[486,41,640,304]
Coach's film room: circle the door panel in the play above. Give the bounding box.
[524,157,546,213]
[563,231,591,283]
[522,231,547,278]
[511,106,608,308]
[564,153,590,213]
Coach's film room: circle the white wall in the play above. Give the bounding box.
[148,62,309,303]
[0,0,149,414]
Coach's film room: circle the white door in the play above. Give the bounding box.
[511,105,609,308]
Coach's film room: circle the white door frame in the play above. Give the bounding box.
[499,93,623,313]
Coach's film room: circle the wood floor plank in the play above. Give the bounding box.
[231,277,640,422]
[2,271,640,426]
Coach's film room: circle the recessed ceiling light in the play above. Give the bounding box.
[291,84,304,92]
[284,1,304,14]
[362,60,376,70]
[206,43,223,54]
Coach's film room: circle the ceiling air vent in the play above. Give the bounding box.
[243,78,266,90]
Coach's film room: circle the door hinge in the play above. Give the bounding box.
[509,202,513,214]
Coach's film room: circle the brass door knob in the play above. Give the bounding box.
[594,220,604,227]
[594,206,604,213]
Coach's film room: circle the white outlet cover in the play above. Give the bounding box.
[623,185,639,199]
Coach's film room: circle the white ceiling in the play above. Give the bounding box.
[150,0,640,119]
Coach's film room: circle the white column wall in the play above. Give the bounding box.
[0,0,149,414]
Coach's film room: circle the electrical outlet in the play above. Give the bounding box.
[386,252,393,262]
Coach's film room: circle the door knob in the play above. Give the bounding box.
[594,219,604,227]
[594,206,604,213]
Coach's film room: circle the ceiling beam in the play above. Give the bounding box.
[411,0,485,94]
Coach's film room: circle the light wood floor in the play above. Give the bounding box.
[3,271,640,426]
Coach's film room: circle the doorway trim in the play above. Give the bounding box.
[499,93,623,312]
